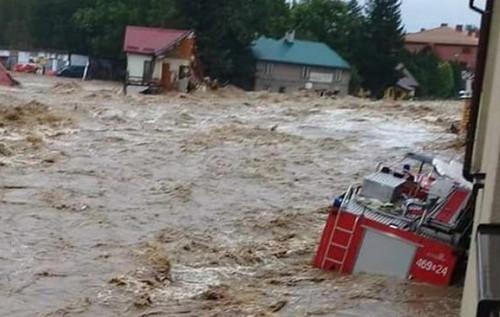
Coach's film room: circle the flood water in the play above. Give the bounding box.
[0,74,463,316]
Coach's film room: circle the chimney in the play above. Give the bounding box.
[456,24,463,32]
[285,30,295,44]
[441,23,448,27]
[420,28,426,32]
[468,30,474,36]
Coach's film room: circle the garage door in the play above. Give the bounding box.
[353,228,418,278]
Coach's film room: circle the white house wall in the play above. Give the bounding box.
[127,54,191,82]
[127,54,152,78]
[153,57,191,81]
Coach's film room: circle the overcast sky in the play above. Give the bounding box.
[289,1,484,33]
[398,0,483,32]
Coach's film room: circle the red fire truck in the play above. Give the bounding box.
[314,153,473,286]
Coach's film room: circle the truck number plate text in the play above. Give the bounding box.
[415,258,449,276]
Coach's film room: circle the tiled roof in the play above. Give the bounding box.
[405,26,478,46]
[123,26,192,55]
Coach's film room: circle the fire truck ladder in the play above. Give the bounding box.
[321,185,364,273]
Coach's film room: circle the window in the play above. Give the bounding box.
[462,47,472,54]
[264,63,273,75]
[334,70,343,82]
[301,66,311,79]
[143,60,153,82]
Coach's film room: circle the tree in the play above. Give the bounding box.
[291,0,365,93]
[75,0,181,57]
[345,0,365,93]
[176,0,290,86]
[436,62,454,98]
[449,61,464,97]
[292,0,359,60]
[402,49,439,97]
[0,0,35,48]
[0,0,93,52]
[30,0,93,53]
[402,49,466,99]
[360,0,405,97]
[292,0,348,44]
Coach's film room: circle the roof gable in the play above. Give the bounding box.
[405,26,478,46]
[124,26,192,55]
[252,36,350,69]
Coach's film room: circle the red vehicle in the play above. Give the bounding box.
[14,63,39,74]
[314,153,473,286]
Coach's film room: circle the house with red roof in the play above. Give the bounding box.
[123,26,196,92]
[405,24,479,70]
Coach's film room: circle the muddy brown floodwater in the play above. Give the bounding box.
[0,74,464,317]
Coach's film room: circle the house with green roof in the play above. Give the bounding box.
[251,32,351,95]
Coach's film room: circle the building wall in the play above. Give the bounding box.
[153,57,190,82]
[70,54,89,67]
[127,34,193,88]
[433,44,478,69]
[127,54,153,79]
[254,61,351,96]
[405,43,428,53]
[405,42,478,70]
[171,35,195,60]
[461,1,500,315]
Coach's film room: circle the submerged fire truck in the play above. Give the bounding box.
[314,153,474,286]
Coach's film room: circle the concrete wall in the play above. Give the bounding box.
[461,1,500,316]
[254,61,351,96]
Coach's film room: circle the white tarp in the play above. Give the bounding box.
[433,158,473,190]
